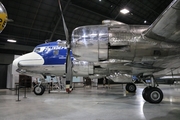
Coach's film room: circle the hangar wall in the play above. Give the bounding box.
[0,65,7,89]
[0,53,14,64]
[0,53,18,89]
[6,55,20,89]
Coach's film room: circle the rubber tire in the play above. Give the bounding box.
[34,85,45,95]
[126,83,136,93]
[146,87,163,103]
[142,86,152,102]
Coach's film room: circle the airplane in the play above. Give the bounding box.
[13,40,105,95]
[70,0,180,103]
[12,0,137,96]
[13,40,137,95]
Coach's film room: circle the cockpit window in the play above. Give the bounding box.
[33,47,46,53]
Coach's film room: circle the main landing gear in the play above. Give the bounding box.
[142,75,163,103]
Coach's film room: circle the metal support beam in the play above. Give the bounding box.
[27,0,43,39]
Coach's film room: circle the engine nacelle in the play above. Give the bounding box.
[71,23,147,62]
[71,25,109,62]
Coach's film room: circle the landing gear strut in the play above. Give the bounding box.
[142,75,163,103]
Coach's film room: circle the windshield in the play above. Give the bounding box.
[33,47,46,53]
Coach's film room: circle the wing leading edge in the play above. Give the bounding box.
[145,0,180,43]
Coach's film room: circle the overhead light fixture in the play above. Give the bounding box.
[7,39,16,43]
[120,8,129,14]
[99,0,101,1]
[144,20,147,23]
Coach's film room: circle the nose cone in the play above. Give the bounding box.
[13,52,44,67]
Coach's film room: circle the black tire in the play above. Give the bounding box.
[142,86,152,102]
[126,83,136,93]
[34,85,45,95]
[146,87,163,103]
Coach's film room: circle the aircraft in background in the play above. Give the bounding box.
[70,0,180,103]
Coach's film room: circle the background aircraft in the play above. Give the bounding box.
[70,0,180,103]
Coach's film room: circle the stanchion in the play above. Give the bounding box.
[24,80,27,98]
[16,86,21,102]
[15,83,19,95]
[16,85,26,101]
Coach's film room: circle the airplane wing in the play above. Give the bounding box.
[144,0,180,43]
[142,0,180,76]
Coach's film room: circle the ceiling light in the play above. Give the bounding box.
[7,39,16,43]
[144,20,147,23]
[99,0,101,1]
[120,8,129,14]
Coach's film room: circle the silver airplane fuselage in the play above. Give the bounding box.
[71,23,180,77]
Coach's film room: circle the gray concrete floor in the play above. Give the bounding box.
[0,84,180,120]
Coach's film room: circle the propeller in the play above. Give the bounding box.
[58,0,73,92]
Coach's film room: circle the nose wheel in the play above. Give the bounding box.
[33,85,45,95]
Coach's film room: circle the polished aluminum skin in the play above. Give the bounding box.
[71,0,180,78]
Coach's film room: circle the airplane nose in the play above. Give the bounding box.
[13,52,44,67]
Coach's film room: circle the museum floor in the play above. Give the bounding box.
[0,84,180,120]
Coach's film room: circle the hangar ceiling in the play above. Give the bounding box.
[0,0,173,55]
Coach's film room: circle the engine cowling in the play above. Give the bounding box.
[71,24,144,62]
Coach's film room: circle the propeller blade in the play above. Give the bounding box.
[58,0,73,91]
[58,0,69,45]
[66,48,72,78]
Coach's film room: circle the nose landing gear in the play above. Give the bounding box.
[33,84,45,95]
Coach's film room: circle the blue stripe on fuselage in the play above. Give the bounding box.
[34,41,73,65]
